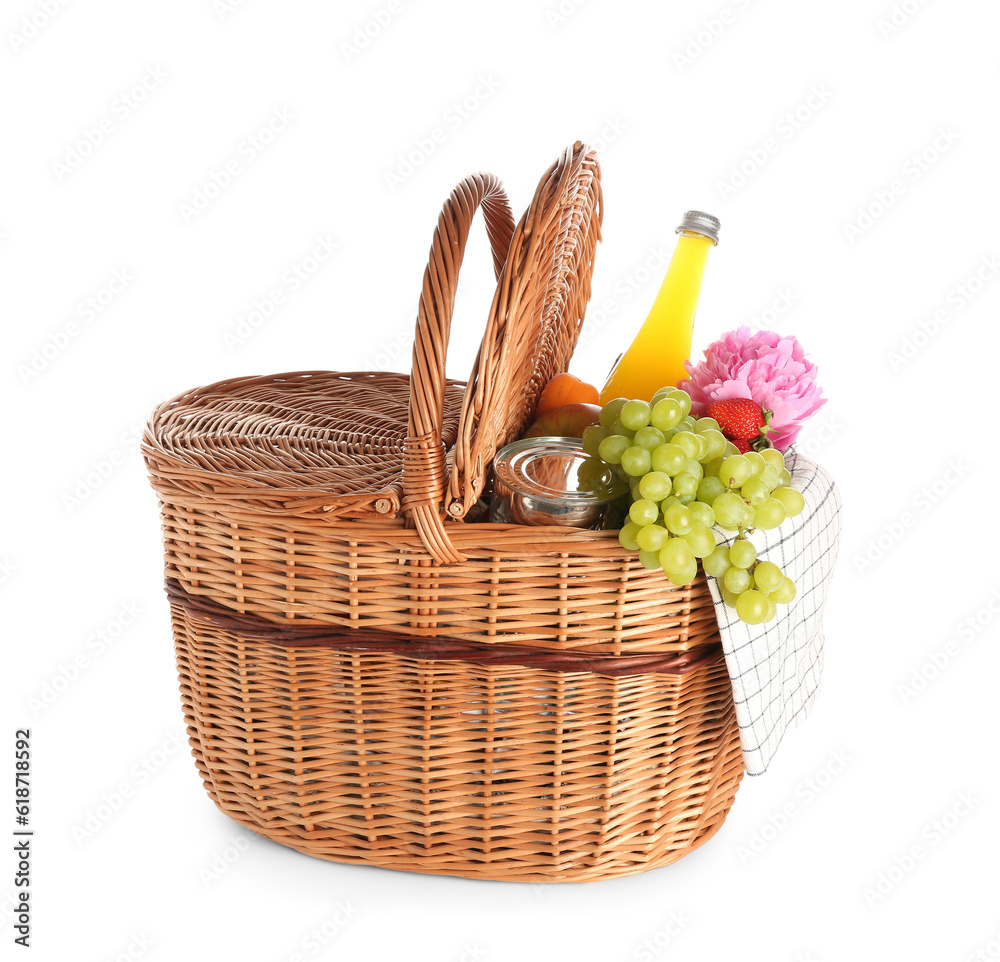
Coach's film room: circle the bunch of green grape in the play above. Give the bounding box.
[583,385,806,626]
[703,539,797,625]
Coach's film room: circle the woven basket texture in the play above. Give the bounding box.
[171,594,743,882]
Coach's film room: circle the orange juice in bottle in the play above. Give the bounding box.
[600,211,720,404]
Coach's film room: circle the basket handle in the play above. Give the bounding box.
[403,172,515,564]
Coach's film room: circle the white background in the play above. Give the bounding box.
[3,1,999,959]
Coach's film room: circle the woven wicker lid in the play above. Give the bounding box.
[143,371,466,519]
[446,142,603,519]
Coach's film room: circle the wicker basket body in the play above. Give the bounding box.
[145,144,745,882]
[170,588,741,882]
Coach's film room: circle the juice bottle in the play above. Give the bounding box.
[599,211,720,404]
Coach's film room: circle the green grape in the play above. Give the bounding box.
[704,457,724,479]
[724,566,752,593]
[650,397,683,432]
[692,435,709,461]
[629,477,643,499]
[764,595,777,622]
[576,457,609,491]
[688,501,715,528]
[612,464,629,479]
[760,463,780,491]
[683,522,716,558]
[621,445,652,477]
[760,448,785,469]
[651,443,688,475]
[736,589,769,625]
[713,492,745,528]
[673,473,698,498]
[633,425,666,451]
[754,498,786,530]
[694,416,721,434]
[668,389,693,416]
[704,544,732,578]
[729,539,757,569]
[598,434,631,464]
[741,477,769,505]
[629,499,659,526]
[697,476,727,505]
[718,455,752,488]
[650,387,674,405]
[701,429,729,461]
[741,503,756,529]
[664,558,698,587]
[660,495,681,509]
[659,536,693,571]
[753,560,783,592]
[772,486,805,517]
[620,400,652,431]
[663,503,693,535]
[744,451,765,478]
[773,576,797,604]
[610,418,635,439]
[599,397,627,428]
[722,587,740,608]
[618,521,642,551]
[671,431,700,459]
[778,468,792,486]
[638,471,672,501]
[677,493,695,505]
[723,441,741,458]
[582,424,611,458]
[679,458,704,482]
[637,523,670,552]
[676,415,697,433]
[638,549,662,570]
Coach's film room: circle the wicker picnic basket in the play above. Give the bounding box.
[144,143,745,882]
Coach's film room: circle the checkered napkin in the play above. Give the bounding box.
[708,452,842,775]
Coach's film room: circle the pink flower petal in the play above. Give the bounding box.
[682,326,825,451]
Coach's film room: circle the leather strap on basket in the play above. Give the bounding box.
[166,579,722,678]
[404,173,515,564]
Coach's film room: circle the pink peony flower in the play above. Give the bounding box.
[679,326,826,451]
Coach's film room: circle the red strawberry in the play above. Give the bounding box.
[707,398,774,449]
[730,437,752,453]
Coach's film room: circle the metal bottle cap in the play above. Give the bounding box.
[676,210,721,245]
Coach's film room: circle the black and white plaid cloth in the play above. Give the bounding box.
[707,452,842,775]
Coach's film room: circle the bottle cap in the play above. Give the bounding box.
[676,210,721,245]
